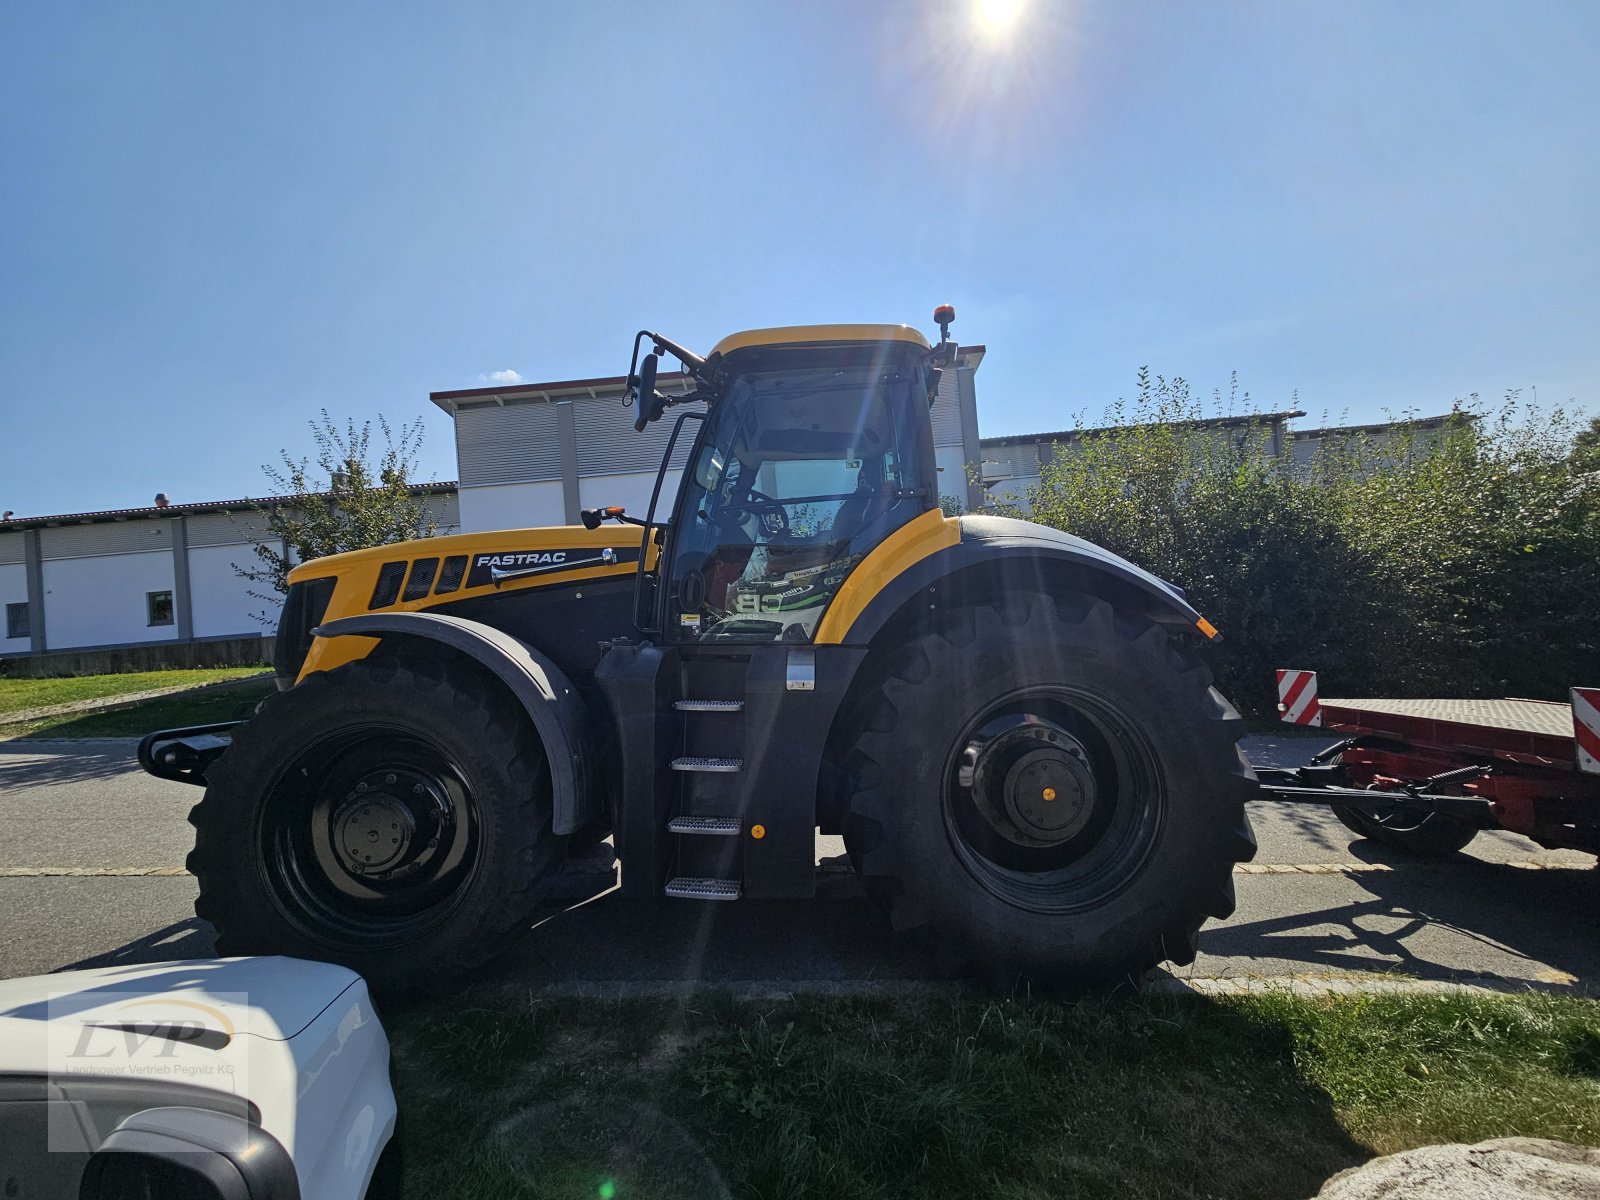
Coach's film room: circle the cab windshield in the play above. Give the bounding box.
[663,348,931,643]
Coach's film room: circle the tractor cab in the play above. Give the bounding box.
[616,320,954,643]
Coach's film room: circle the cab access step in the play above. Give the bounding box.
[595,639,866,904]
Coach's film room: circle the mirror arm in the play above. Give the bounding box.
[627,329,706,387]
[623,330,649,399]
[648,333,707,378]
[633,388,711,432]
[626,331,711,431]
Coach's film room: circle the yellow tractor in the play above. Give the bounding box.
[141,309,1256,993]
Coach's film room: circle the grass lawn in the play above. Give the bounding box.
[389,989,1600,1200]
[0,666,267,718]
[0,677,276,737]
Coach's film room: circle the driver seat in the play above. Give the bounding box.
[831,469,896,549]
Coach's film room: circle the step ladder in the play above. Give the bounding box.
[670,756,743,773]
[664,693,745,900]
[667,816,742,835]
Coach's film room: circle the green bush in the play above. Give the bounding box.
[989,372,1600,713]
[1322,400,1600,700]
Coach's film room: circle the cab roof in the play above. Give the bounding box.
[709,324,931,358]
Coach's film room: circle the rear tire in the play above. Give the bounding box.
[841,592,1257,988]
[187,655,561,995]
[1331,803,1478,856]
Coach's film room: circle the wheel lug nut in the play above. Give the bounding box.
[385,774,396,785]
[356,782,368,793]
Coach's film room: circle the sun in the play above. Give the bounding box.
[885,0,1070,141]
[972,0,1028,41]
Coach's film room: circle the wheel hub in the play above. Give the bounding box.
[335,798,414,873]
[330,767,447,879]
[1002,747,1095,840]
[960,717,1102,853]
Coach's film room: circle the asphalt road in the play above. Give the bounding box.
[1,734,1595,992]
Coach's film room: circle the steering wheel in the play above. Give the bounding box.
[735,489,790,538]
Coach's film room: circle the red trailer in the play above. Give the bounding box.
[1256,670,1600,858]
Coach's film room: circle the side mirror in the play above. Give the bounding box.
[632,353,663,432]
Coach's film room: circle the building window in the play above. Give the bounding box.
[5,602,28,640]
[147,590,175,627]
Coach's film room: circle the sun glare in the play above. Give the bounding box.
[883,0,1072,148]
[973,0,1028,41]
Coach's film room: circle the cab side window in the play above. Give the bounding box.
[667,373,929,643]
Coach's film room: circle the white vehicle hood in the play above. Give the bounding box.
[0,956,361,1062]
[0,956,396,1200]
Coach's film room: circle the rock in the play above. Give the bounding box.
[1313,1138,1600,1199]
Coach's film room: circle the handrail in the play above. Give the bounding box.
[633,409,705,634]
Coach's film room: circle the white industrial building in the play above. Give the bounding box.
[0,487,458,666]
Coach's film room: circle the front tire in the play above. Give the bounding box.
[187,655,561,994]
[842,593,1257,987]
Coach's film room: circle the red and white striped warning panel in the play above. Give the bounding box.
[1573,687,1600,775]
[1277,669,1322,727]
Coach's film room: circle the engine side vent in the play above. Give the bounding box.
[403,558,439,601]
[369,561,407,609]
[435,554,468,595]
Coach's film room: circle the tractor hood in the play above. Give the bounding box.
[278,523,651,684]
[286,523,647,588]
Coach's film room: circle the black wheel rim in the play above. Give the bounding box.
[257,724,481,950]
[942,685,1164,914]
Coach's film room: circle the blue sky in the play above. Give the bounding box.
[3,1,1596,516]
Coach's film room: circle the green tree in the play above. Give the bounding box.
[1572,414,1600,472]
[238,411,438,615]
[1325,398,1600,698]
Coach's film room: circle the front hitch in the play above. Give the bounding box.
[138,722,242,786]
